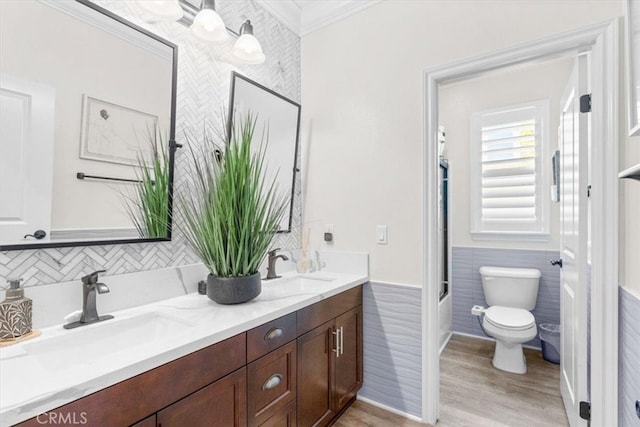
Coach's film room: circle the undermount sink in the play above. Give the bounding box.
[296,273,336,282]
[262,273,337,295]
[22,312,194,370]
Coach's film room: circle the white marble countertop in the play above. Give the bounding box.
[0,270,367,426]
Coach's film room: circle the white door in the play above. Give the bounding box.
[0,74,55,244]
[558,54,589,426]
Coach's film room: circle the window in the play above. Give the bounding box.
[470,100,549,240]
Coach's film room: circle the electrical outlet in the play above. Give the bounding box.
[324,224,334,243]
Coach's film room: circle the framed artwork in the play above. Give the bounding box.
[627,0,640,136]
[80,95,158,165]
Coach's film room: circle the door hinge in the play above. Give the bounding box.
[587,185,592,198]
[580,94,592,113]
[580,401,591,421]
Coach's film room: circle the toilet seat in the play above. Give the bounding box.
[484,306,535,331]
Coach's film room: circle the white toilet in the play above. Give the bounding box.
[479,266,541,374]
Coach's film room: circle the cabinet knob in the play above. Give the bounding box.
[262,374,282,390]
[264,327,284,341]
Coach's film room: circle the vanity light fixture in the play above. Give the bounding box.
[232,20,265,64]
[136,0,184,21]
[189,0,229,44]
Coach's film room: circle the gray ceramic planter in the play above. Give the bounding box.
[206,272,261,304]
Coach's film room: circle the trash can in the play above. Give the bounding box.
[539,323,560,364]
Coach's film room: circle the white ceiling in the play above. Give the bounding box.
[256,0,381,36]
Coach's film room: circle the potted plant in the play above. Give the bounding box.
[181,113,288,304]
[123,129,170,239]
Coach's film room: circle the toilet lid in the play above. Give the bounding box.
[484,306,535,331]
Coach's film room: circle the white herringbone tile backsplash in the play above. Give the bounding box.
[0,0,301,288]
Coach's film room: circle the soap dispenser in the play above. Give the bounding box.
[0,278,32,340]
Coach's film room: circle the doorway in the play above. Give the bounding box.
[421,21,619,426]
[437,51,579,425]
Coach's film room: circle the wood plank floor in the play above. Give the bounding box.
[336,334,568,426]
[333,400,424,427]
[438,335,568,426]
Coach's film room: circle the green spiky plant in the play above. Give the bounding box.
[124,129,170,239]
[181,113,288,278]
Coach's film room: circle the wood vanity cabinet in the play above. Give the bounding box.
[15,285,363,427]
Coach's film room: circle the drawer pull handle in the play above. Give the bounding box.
[262,374,282,390]
[265,327,284,341]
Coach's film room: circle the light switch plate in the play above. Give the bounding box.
[376,225,387,245]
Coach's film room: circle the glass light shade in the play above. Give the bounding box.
[137,1,183,21]
[233,34,265,64]
[190,9,228,43]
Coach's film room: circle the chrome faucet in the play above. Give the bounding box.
[64,270,114,329]
[265,248,289,280]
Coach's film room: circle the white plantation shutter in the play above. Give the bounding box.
[470,101,550,239]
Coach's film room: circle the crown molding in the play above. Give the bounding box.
[256,0,381,37]
[255,0,301,35]
[298,0,381,36]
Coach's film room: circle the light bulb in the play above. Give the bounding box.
[232,21,265,64]
[190,8,228,43]
[233,34,265,64]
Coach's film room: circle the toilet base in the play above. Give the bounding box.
[492,340,527,374]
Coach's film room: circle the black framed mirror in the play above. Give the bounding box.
[227,72,301,233]
[0,0,178,250]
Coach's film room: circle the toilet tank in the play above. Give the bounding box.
[480,266,541,310]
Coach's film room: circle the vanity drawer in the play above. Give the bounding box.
[297,285,362,336]
[247,341,297,427]
[247,312,297,362]
[258,400,297,427]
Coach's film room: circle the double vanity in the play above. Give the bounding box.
[0,266,367,427]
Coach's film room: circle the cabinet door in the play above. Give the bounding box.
[297,320,335,427]
[334,305,363,411]
[157,368,247,427]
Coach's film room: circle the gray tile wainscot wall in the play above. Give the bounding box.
[359,282,422,418]
[619,287,640,427]
[0,0,301,288]
[451,246,561,348]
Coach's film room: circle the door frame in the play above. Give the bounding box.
[421,20,619,426]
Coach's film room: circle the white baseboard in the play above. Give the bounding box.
[452,331,541,351]
[356,395,425,424]
[439,331,453,355]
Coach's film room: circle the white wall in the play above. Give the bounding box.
[621,135,640,295]
[440,57,573,250]
[301,0,622,286]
